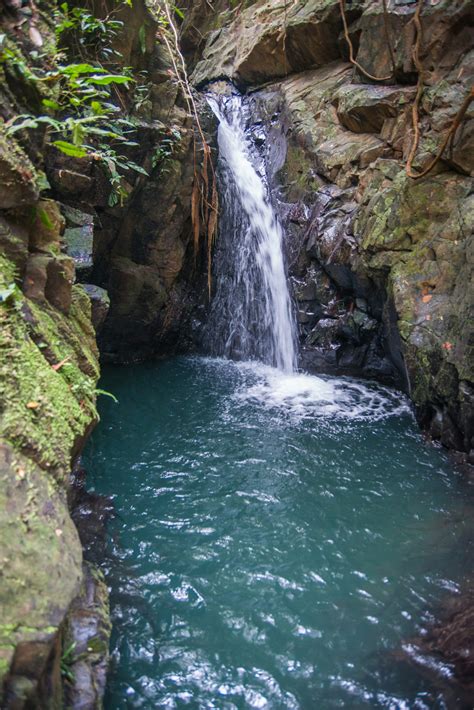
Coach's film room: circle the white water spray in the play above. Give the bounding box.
[207,95,297,373]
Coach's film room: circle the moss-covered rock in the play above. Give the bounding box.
[0,239,100,704]
[0,131,39,210]
[0,443,83,707]
[0,160,100,707]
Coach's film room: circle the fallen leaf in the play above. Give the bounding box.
[422,294,432,303]
[26,401,40,409]
[52,355,72,371]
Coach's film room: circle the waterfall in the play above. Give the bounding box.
[205,93,297,373]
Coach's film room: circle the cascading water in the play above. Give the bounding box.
[205,93,297,373]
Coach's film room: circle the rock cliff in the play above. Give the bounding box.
[189,0,474,456]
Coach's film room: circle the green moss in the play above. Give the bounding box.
[0,308,96,475]
[278,144,318,201]
[0,256,98,479]
[0,249,97,695]
[0,444,83,693]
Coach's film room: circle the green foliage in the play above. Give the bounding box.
[55,2,124,61]
[0,1,191,206]
[152,127,182,171]
[0,284,19,304]
[0,2,151,206]
[60,641,76,683]
[95,388,119,404]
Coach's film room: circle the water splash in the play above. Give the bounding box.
[205,94,297,373]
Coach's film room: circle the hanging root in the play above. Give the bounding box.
[407,84,474,179]
[339,0,395,83]
[405,0,427,178]
[159,1,219,298]
[405,0,474,179]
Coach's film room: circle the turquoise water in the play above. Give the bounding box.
[84,357,471,709]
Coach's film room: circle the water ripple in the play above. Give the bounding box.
[84,357,470,709]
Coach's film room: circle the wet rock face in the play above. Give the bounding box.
[62,563,112,710]
[191,0,350,88]
[79,60,214,363]
[193,0,474,454]
[0,444,83,708]
[240,86,404,385]
[0,166,101,705]
[0,15,104,703]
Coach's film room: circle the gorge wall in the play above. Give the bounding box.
[0,0,193,704]
[188,0,474,456]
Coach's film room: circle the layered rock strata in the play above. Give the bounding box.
[190,0,474,455]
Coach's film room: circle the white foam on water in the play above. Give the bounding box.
[230,360,412,423]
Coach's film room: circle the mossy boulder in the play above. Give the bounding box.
[0,235,100,705]
[0,132,39,210]
[0,444,83,707]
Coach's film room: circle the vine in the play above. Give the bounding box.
[338,0,473,179]
[158,0,219,298]
[338,0,395,83]
[405,0,474,179]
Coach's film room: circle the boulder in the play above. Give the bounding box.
[22,253,49,302]
[0,132,38,209]
[45,255,75,314]
[0,444,82,708]
[191,0,350,87]
[334,84,416,133]
[81,285,110,334]
[63,563,111,710]
[29,199,64,252]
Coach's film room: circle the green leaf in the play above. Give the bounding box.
[95,388,119,403]
[72,121,85,146]
[124,162,148,176]
[59,63,108,76]
[7,114,61,134]
[85,126,121,138]
[173,6,185,19]
[90,100,104,115]
[37,116,62,129]
[52,140,88,157]
[0,284,17,303]
[36,171,51,192]
[138,24,146,54]
[42,98,60,111]
[6,116,39,134]
[38,208,54,230]
[86,74,132,85]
